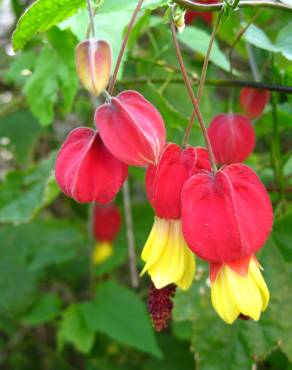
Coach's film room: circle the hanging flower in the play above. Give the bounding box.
[141,143,211,290]
[75,39,112,96]
[181,164,273,263]
[181,164,273,323]
[208,114,255,164]
[55,127,128,203]
[92,203,121,265]
[185,0,218,26]
[239,87,270,119]
[95,90,166,166]
[210,256,269,324]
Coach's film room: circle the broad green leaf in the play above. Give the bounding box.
[0,110,43,167]
[81,280,162,357]
[178,26,230,72]
[275,22,292,60]
[57,304,95,354]
[23,29,78,125]
[272,213,292,262]
[0,152,59,224]
[244,24,278,53]
[12,0,86,51]
[22,293,62,326]
[3,51,36,86]
[173,240,292,369]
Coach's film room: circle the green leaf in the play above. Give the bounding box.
[272,213,292,262]
[22,293,62,326]
[57,304,95,354]
[173,240,292,369]
[23,29,78,125]
[12,0,86,51]
[275,22,292,60]
[0,110,43,167]
[244,24,278,53]
[178,26,230,72]
[0,152,59,225]
[81,280,162,357]
[3,51,36,86]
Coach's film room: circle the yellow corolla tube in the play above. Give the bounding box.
[211,258,270,324]
[141,217,195,290]
[92,241,113,265]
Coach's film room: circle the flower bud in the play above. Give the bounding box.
[55,127,128,203]
[208,114,255,164]
[75,39,112,96]
[93,203,121,242]
[181,164,273,264]
[239,87,270,119]
[95,90,166,166]
[146,143,210,219]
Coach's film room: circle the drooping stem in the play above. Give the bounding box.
[86,0,96,38]
[170,21,217,174]
[108,0,144,94]
[183,8,223,147]
[123,180,139,288]
[173,0,292,13]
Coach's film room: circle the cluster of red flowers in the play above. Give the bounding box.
[55,35,273,328]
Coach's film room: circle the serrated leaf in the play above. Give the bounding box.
[0,152,59,224]
[81,280,162,357]
[12,0,86,51]
[57,304,95,354]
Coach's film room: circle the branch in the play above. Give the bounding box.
[118,77,292,94]
[173,0,292,13]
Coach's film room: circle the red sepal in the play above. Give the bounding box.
[239,88,270,119]
[55,128,128,203]
[182,164,273,263]
[95,90,166,166]
[146,143,210,219]
[93,203,121,242]
[208,114,255,164]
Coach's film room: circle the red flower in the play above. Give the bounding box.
[55,127,128,203]
[146,143,211,219]
[93,203,121,242]
[185,0,217,25]
[181,164,273,264]
[95,90,166,167]
[239,88,270,119]
[208,114,255,164]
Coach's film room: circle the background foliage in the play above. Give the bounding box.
[0,0,292,369]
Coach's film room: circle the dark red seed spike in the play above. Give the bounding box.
[148,282,176,332]
[238,313,251,321]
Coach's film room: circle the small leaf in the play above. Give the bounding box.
[244,24,278,53]
[57,304,95,354]
[22,293,62,326]
[0,152,59,225]
[12,0,86,51]
[81,280,162,357]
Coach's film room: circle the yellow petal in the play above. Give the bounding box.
[211,259,270,324]
[141,217,195,290]
[92,242,113,265]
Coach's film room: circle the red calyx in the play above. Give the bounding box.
[93,203,121,242]
[185,0,217,25]
[239,88,270,119]
[208,114,255,165]
[181,164,273,264]
[55,127,128,203]
[146,143,211,220]
[95,90,166,167]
